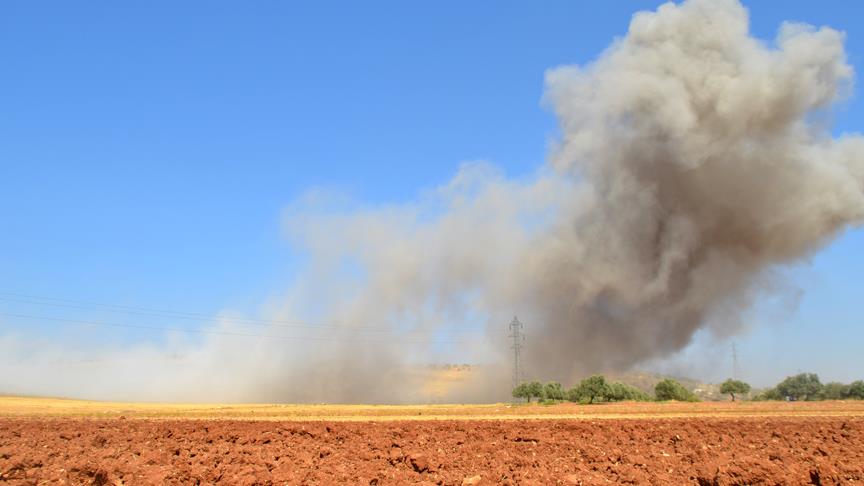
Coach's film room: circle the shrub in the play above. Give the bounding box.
[654,378,698,402]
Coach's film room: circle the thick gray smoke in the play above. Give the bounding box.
[2,0,862,402]
[525,0,864,380]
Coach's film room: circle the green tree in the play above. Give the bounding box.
[513,381,546,402]
[607,382,652,402]
[775,373,822,401]
[719,379,751,401]
[526,381,544,402]
[654,378,698,402]
[821,382,851,400]
[848,380,864,400]
[542,381,565,401]
[569,375,611,404]
[512,383,529,401]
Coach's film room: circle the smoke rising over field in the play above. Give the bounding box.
[529,0,864,378]
[2,0,863,402]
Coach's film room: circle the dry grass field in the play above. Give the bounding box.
[3,395,864,420]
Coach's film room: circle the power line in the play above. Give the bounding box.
[0,311,472,345]
[731,341,742,380]
[0,291,483,334]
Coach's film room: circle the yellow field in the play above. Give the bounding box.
[3,396,864,421]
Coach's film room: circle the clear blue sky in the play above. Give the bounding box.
[1,1,862,387]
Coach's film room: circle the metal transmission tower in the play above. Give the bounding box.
[509,316,525,391]
[731,341,742,380]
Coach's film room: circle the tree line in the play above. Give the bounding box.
[753,373,864,401]
[512,375,698,404]
[513,373,864,403]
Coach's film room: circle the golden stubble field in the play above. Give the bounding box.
[3,396,864,420]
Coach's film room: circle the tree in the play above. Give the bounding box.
[568,375,612,404]
[654,378,698,402]
[526,381,544,402]
[513,381,545,402]
[821,382,851,400]
[512,383,529,401]
[566,385,583,403]
[719,379,751,401]
[607,382,652,402]
[542,381,565,401]
[775,373,822,401]
[849,381,864,400]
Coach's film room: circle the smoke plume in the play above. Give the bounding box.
[527,0,864,380]
[2,0,862,402]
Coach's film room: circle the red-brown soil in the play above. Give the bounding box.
[1,417,862,485]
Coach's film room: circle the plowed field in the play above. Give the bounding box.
[2,399,863,484]
[3,417,864,484]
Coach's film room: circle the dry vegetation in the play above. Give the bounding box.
[3,396,864,421]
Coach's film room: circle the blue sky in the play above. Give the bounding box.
[1,0,862,388]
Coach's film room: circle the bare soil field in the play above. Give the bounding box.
[2,399,863,484]
[2,417,863,484]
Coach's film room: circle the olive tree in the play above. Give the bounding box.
[512,383,529,401]
[607,382,652,402]
[719,379,751,401]
[542,381,565,401]
[775,373,822,401]
[654,378,698,402]
[567,375,611,404]
[512,381,545,402]
[527,381,544,402]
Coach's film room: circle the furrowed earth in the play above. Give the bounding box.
[1,398,863,484]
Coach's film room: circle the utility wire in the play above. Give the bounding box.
[0,291,484,334]
[0,312,472,345]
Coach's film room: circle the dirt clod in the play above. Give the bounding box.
[462,474,483,485]
[409,453,429,473]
